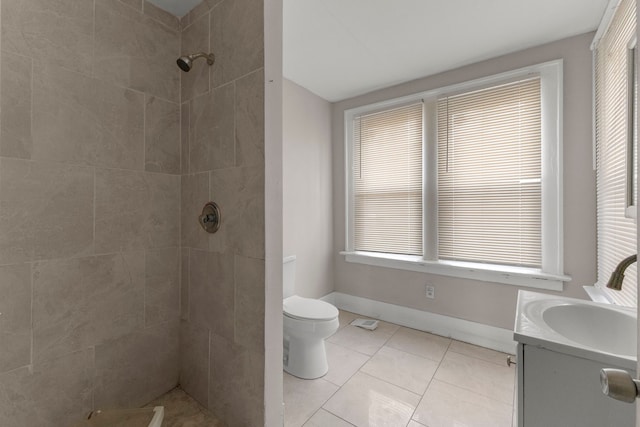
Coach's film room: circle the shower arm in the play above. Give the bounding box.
[189,52,214,65]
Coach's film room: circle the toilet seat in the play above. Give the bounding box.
[283,296,339,321]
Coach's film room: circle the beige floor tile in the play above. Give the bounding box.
[327,321,398,356]
[434,351,515,405]
[360,346,438,395]
[448,340,511,366]
[336,310,359,331]
[303,409,355,426]
[413,379,513,427]
[386,327,451,362]
[146,387,224,427]
[323,372,420,427]
[284,373,339,427]
[324,342,370,386]
[407,421,427,427]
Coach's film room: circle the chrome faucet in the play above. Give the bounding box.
[605,254,637,290]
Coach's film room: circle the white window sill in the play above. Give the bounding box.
[340,251,570,291]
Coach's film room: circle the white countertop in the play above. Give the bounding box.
[514,290,637,370]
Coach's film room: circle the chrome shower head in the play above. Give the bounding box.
[176,52,215,72]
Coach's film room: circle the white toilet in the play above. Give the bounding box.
[283,255,339,379]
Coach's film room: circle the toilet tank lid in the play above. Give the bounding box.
[283,296,338,321]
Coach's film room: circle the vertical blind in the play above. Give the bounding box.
[353,103,423,255]
[437,78,542,267]
[594,0,637,307]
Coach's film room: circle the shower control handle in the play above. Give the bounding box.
[198,202,221,233]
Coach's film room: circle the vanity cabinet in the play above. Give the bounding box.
[516,343,635,427]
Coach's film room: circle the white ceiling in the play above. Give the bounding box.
[147,0,202,17]
[284,0,610,102]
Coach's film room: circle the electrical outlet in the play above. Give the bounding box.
[426,285,435,299]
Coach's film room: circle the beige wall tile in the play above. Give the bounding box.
[236,68,265,167]
[180,0,221,30]
[181,172,210,250]
[1,52,32,159]
[189,83,235,172]
[234,255,265,353]
[181,102,190,173]
[0,349,94,427]
[94,0,180,102]
[209,332,264,427]
[209,166,265,259]
[145,96,181,174]
[180,248,190,320]
[32,252,145,363]
[95,169,180,253]
[210,0,263,87]
[94,321,180,408]
[181,13,210,102]
[179,320,210,407]
[188,249,234,340]
[0,263,31,373]
[0,158,94,264]
[121,0,143,12]
[32,63,144,170]
[143,1,179,31]
[1,0,93,75]
[145,247,180,326]
[210,82,236,169]
[188,94,210,173]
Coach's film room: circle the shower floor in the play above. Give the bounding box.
[145,387,225,427]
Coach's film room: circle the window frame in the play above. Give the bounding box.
[343,60,570,290]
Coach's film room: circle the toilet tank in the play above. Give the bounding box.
[283,255,296,298]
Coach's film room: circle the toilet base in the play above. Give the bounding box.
[284,335,329,379]
[283,316,339,380]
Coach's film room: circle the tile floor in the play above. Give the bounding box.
[146,387,225,427]
[284,310,517,427]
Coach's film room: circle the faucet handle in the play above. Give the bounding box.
[600,368,640,403]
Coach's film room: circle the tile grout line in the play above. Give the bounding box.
[406,338,453,425]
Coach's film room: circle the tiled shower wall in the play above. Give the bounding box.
[0,1,181,426]
[178,0,266,426]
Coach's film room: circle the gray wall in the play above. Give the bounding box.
[283,79,334,298]
[178,1,266,426]
[0,1,182,426]
[331,33,597,330]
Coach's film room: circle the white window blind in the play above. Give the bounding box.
[437,78,542,267]
[594,0,637,307]
[353,103,423,255]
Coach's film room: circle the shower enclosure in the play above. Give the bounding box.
[0,0,266,426]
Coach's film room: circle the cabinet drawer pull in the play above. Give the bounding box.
[507,355,517,367]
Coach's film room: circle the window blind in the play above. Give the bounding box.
[437,78,542,267]
[353,102,423,255]
[594,0,637,307]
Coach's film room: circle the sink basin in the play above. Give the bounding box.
[542,303,636,357]
[515,291,637,369]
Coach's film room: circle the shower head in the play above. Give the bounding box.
[176,52,215,72]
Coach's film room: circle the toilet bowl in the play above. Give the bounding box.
[283,256,339,379]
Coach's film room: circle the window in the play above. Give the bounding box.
[353,103,423,255]
[593,0,637,306]
[437,78,542,267]
[344,62,567,290]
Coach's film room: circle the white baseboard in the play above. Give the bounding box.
[320,292,516,354]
